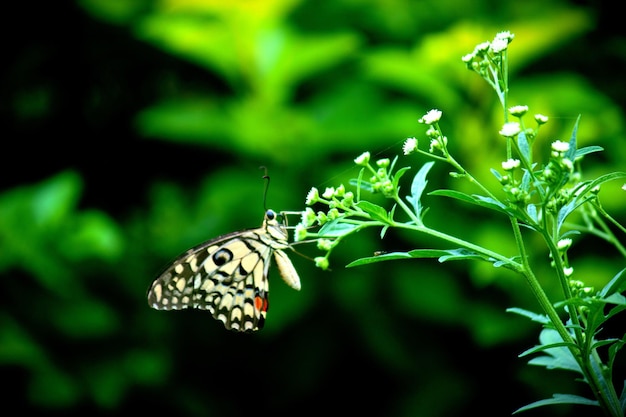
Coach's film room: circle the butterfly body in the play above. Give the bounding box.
[148,209,300,332]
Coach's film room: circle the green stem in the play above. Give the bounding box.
[592,201,626,257]
[522,218,622,417]
[509,218,574,345]
[393,219,522,272]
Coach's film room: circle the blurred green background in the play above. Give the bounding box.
[2,1,625,416]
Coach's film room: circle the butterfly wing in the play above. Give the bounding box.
[147,227,273,332]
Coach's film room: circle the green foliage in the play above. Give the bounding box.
[298,32,626,416]
[4,1,626,416]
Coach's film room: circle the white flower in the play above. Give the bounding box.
[501,158,520,171]
[403,137,418,155]
[491,37,509,53]
[294,223,307,242]
[535,114,549,124]
[461,53,474,63]
[301,207,317,227]
[429,138,438,153]
[305,187,319,205]
[419,109,442,125]
[551,140,570,153]
[354,151,370,166]
[508,105,528,117]
[474,41,490,53]
[557,238,572,251]
[499,122,521,137]
[322,187,335,199]
[494,31,515,43]
[622,184,626,191]
[563,266,574,277]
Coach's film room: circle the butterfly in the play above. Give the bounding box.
[147,209,301,332]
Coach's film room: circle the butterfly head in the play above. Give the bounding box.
[265,209,278,222]
[263,209,289,242]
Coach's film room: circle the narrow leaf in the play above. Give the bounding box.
[590,338,620,351]
[558,172,626,231]
[392,166,411,191]
[517,130,530,162]
[607,337,626,381]
[526,204,538,223]
[472,195,510,213]
[564,115,581,162]
[599,267,626,298]
[408,249,460,259]
[513,394,598,414]
[349,177,374,193]
[355,200,388,223]
[506,307,550,324]
[318,219,358,237]
[346,249,454,268]
[406,161,435,217]
[437,248,488,262]
[575,145,604,158]
[346,252,413,267]
[520,168,531,192]
[520,342,576,358]
[524,329,582,373]
[429,190,510,215]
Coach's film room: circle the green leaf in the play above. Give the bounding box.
[437,248,491,262]
[355,200,388,223]
[557,171,626,232]
[429,189,510,215]
[605,302,626,321]
[406,161,434,217]
[506,307,550,324]
[513,394,598,414]
[318,219,358,237]
[350,178,375,193]
[520,341,577,358]
[346,248,507,268]
[346,249,448,267]
[564,115,581,162]
[517,130,530,163]
[590,338,621,351]
[607,336,626,380]
[520,168,532,192]
[346,252,412,267]
[599,267,626,299]
[392,166,411,191]
[490,168,503,181]
[429,189,476,204]
[575,145,604,158]
[524,329,582,373]
[526,204,539,223]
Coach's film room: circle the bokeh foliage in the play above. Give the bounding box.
[2,0,625,416]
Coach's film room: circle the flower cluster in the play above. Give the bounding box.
[295,151,408,269]
[403,109,447,157]
[297,184,354,236]
[295,182,360,269]
[462,31,514,66]
[461,31,515,106]
[491,104,591,216]
[462,31,513,73]
[499,106,549,144]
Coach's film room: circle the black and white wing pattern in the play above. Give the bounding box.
[147,210,300,332]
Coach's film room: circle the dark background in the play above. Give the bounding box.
[2,1,625,416]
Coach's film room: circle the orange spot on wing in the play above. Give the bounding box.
[255,296,269,312]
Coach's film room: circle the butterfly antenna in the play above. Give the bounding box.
[259,165,270,211]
